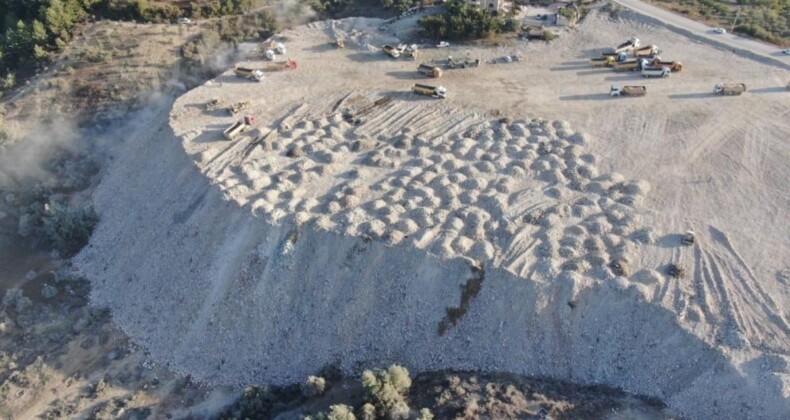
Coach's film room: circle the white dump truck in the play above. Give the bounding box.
[383,45,401,58]
[714,82,746,95]
[610,84,647,97]
[641,66,671,78]
[615,37,640,53]
[412,84,446,99]
[223,115,255,140]
[634,45,661,57]
[234,67,264,82]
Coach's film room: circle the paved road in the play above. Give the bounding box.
[613,0,790,69]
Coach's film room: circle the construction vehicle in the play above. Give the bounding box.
[446,56,480,69]
[649,57,682,71]
[615,37,640,53]
[205,98,226,112]
[590,56,615,67]
[610,84,646,97]
[401,44,419,59]
[228,100,251,116]
[614,59,643,72]
[383,45,401,58]
[682,230,695,246]
[714,82,746,95]
[223,115,255,140]
[234,67,264,82]
[634,45,661,57]
[641,66,671,78]
[418,64,443,78]
[412,84,446,99]
[265,58,298,71]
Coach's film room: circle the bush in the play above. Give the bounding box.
[361,365,412,418]
[419,2,512,40]
[303,375,327,397]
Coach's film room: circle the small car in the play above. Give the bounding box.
[713,27,726,34]
[782,49,790,55]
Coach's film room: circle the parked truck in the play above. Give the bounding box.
[590,56,615,67]
[265,58,298,71]
[610,84,646,97]
[383,45,401,58]
[641,66,671,78]
[418,64,443,78]
[412,84,446,99]
[649,57,682,71]
[714,82,746,95]
[615,37,640,53]
[634,45,661,57]
[234,67,264,82]
[614,59,642,72]
[223,115,255,140]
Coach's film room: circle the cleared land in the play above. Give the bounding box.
[71,7,789,420]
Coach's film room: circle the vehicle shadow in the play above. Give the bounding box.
[549,65,589,71]
[346,52,393,63]
[191,124,234,144]
[386,71,421,80]
[558,93,612,101]
[303,43,335,53]
[749,86,787,94]
[575,69,612,76]
[668,92,713,99]
[604,74,643,81]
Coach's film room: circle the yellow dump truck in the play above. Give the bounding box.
[714,82,746,95]
[590,56,615,67]
[649,57,682,72]
[412,84,446,99]
[610,84,646,97]
[614,59,642,72]
[418,64,443,78]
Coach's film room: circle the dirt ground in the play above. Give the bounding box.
[2,3,788,420]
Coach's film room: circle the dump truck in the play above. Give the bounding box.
[205,98,225,112]
[614,59,642,72]
[265,58,298,71]
[615,37,640,53]
[634,45,660,57]
[234,67,264,82]
[223,115,255,140]
[641,66,671,78]
[610,84,646,97]
[412,84,446,99]
[227,100,251,116]
[446,56,480,69]
[649,57,682,72]
[714,82,746,95]
[418,64,443,78]
[590,56,615,67]
[383,45,400,58]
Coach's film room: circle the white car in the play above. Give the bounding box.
[782,49,790,55]
[713,28,726,34]
[437,41,450,48]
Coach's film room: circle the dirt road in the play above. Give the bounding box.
[613,0,790,69]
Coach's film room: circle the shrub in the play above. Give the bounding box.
[303,375,327,397]
[361,365,412,417]
[419,2,511,40]
[418,408,434,420]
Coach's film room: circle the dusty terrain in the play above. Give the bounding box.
[66,6,790,420]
